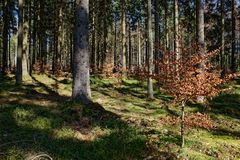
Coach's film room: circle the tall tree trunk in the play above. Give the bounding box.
[91,7,96,73]
[8,34,11,71]
[164,0,169,52]
[231,0,237,72]
[28,0,32,75]
[16,0,23,85]
[196,0,205,103]
[32,0,37,69]
[2,0,9,74]
[121,0,127,74]
[221,0,225,70]
[154,0,160,74]
[147,0,154,99]
[128,23,132,71]
[174,0,180,61]
[114,19,117,69]
[101,0,107,72]
[196,0,205,57]
[137,21,142,68]
[23,0,29,76]
[57,1,64,71]
[72,0,91,102]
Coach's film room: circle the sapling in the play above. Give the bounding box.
[153,47,237,147]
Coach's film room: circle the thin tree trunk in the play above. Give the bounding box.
[196,0,205,103]
[72,0,91,102]
[181,101,185,148]
[154,0,160,74]
[101,0,107,72]
[128,23,132,71]
[2,0,9,74]
[221,0,225,70]
[137,21,142,68]
[231,0,237,72]
[8,34,11,71]
[91,8,96,73]
[147,0,154,99]
[114,19,117,69]
[174,0,180,61]
[164,0,169,52]
[16,0,23,85]
[23,0,29,76]
[121,0,127,74]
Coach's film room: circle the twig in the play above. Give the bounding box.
[28,154,53,160]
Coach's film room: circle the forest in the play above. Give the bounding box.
[0,0,240,159]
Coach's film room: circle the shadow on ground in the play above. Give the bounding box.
[0,75,151,159]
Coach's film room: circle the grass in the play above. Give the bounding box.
[0,74,240,159]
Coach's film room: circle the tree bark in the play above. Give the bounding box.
[181,101,185,148]
[2,0,9,74]
[91,5,96,73]
[137,21,142,68]
[196,0,205,103]
[128,23,132,71]
[154,0,160,74]
[221,0,225,70]
[72,0,91,103]
[23,0,29,76]
[16,0,23,85]
[147,0,154,99]
[174,0,180,61]
[121,0,127,74]
[231,0,237,72]
[164,0,169,52]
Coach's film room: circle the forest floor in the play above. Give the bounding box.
[0,74,240,160]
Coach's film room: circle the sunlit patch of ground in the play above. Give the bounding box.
[0,74,239,159]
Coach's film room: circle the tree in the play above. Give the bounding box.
[164,0,169,51]
[231,0,238,72]
[121,0,127,74]
[154,47,236,148]
[196,0,205,103]
[174,0,180,62]
[2,0,9,74]
[220,0,225,70]
[16,0,23,85]
[147,0,154,99]
[23,0,29,76]
[154,0,160,74]
[72,0,91,103]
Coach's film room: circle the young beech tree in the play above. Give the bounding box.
[153,46,238,148]
[72,0,91,103]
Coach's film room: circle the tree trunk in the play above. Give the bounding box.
[221,0,225,70]
[72,0,91,103]
[231,0,237,72]
[23,0,29,76]
[128,23,132,71]
[2,0,9,74]
[137,21,142,68]
[91,7,96,73]
[147,0,154,99]
[114,19,117,69]
[181,101,185,148]
[196,0,205,103]
[174,0,180,62]
[164,0,169,52]
[121,0,127,74]
[16,0,23,85]
[8,34,11,71]
[154,0,160,74]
